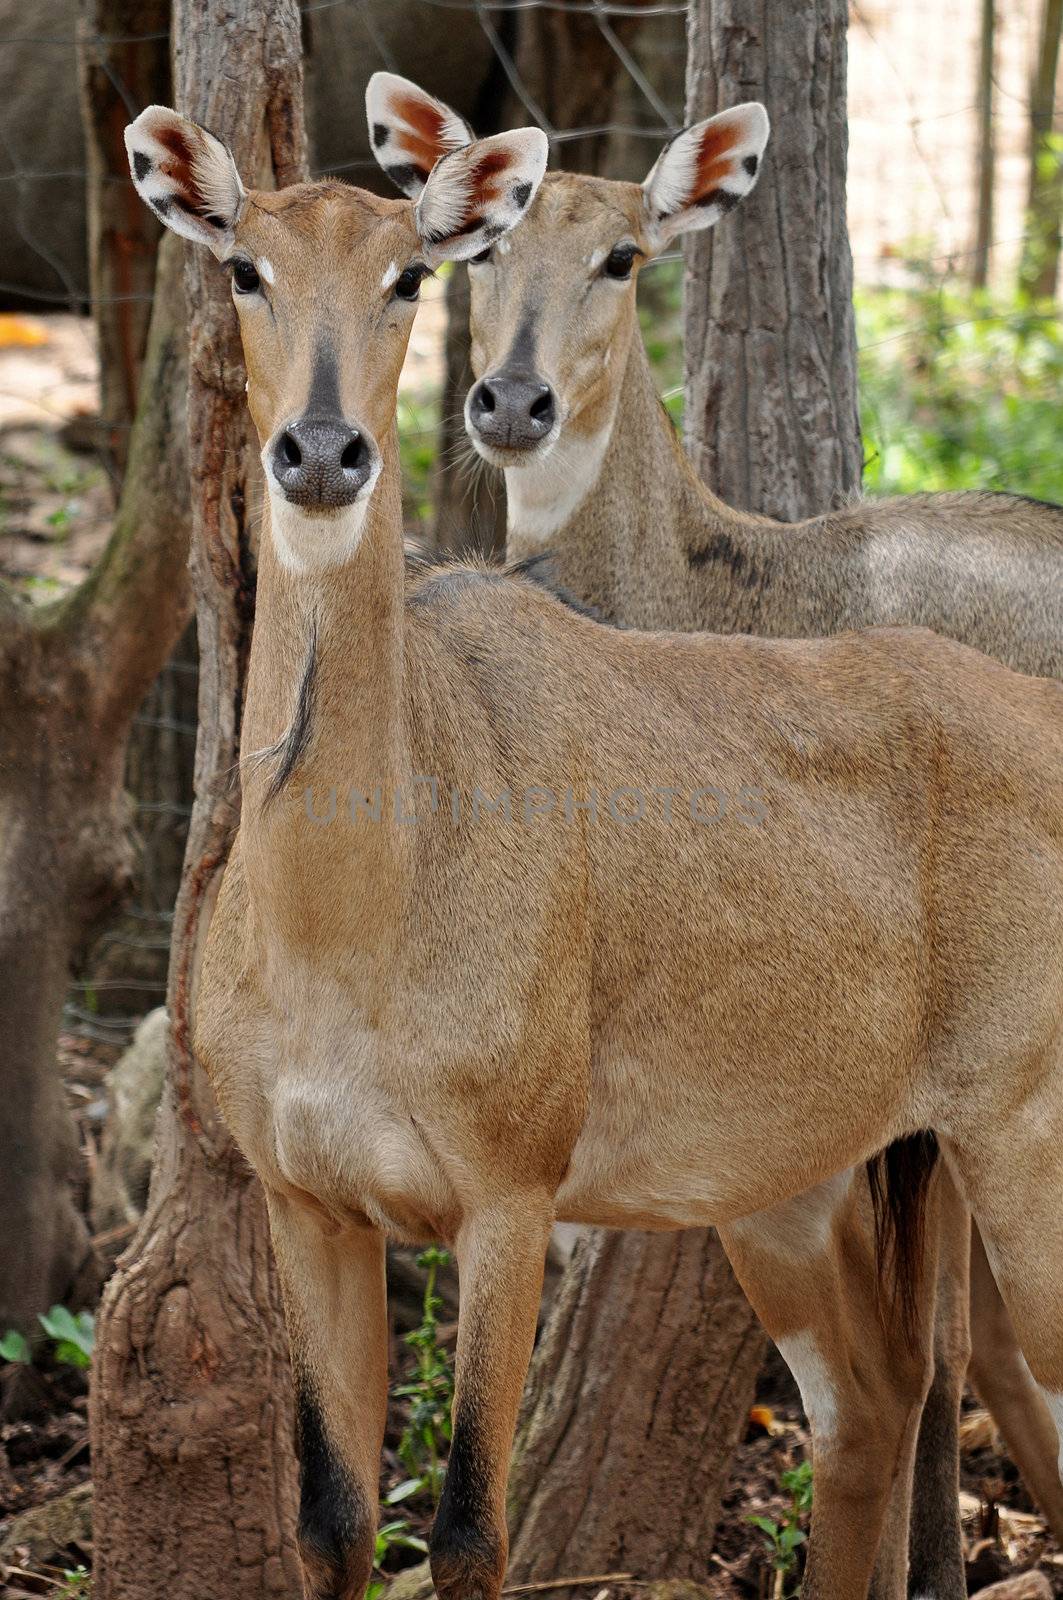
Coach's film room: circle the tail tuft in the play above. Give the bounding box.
[866,1131,940,1347]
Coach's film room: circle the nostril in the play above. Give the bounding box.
[279,431,302,468]
[340,433,366,471]
[477,382,496,415]
[529,388,554,422]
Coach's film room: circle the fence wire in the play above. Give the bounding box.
[0,0,1058,1051]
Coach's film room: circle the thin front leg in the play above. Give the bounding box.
[267,1190,388,1600]
[431,1196,555,1600]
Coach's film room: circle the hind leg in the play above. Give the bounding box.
[968,1219,1063,1535]
[721,1167,936,1600]
[906,1166,970,1599]
[946,1112,1063,1491]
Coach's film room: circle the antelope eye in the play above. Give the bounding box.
[469,248,492,266]
[232,259,261,295]
[395,263,428,301]
[604,244,637,280]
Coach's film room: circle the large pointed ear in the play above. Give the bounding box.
[642,103,769,248]
[124,105,246,255]
[415,129,548,265]
[365,72,473,199]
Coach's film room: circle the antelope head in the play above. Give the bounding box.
[368,75,769,501]
[125,103,547,572]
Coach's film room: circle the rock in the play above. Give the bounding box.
[380,1559,434,1600]
[90,1006,167,1239]
[971,1573,1053,1599]
[0,1481,92,1570]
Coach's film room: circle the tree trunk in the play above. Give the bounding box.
[683,0,861,516]
[0,228,192,1350]
[1018,0,1063,300]
[507,3,861,1587]
[77,0,169,476]
[972,0,996,290]
[88,6,307,1597]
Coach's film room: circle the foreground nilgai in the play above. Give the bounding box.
[366,74,1063,1600]
[127,105,1063,1600]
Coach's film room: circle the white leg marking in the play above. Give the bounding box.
[776,1330,838,1443]
[1042,1387,1063,1480]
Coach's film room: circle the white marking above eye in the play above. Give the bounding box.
[381,261,399,290]
[257,257,275,285]
[587,247,607,271]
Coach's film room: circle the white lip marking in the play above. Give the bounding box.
[257,257,275,285]
[263,454,383,574]
[381,261,399,291]
[497,423,612,547]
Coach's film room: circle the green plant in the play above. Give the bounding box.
[58,1565,91,1596]
[0,1328,30,1364]
[38,1305,95,1369]
[856,251,1063,504]
[395,1246,454,1506]
[366,1521,429,1600]
[747,1457,813,1597]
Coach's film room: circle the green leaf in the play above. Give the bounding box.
[0,1328,31,1364]
[384,1477,425,1505]
[38,1306,95,1367]
[746,1514,781,1537]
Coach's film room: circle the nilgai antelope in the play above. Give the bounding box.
[127,105,1063,1600]
[369,72,1063,1599]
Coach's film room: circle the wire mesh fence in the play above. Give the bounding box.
[0,0,1058,1050]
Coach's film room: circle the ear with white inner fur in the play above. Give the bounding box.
[642,103,769,248]
[365,72,473,199]
[124,104,246,255]
[415,129,548,265]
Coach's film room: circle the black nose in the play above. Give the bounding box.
[270,416,373,510]
[468,374,556,452]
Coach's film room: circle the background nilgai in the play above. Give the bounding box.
[371,62,1063,1600]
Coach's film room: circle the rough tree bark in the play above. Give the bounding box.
[506,3,862,1587]
[88,5,306,1597]
[1018,0,1063,300]
[77,0,169,475]
[0,230,191,1346]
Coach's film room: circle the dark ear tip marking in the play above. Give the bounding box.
[386,161,427,191]
[511,180,532,208]
[132,150,152,182]
[696,186,741,212]
[372,122,388,149]
[743,154,759,176]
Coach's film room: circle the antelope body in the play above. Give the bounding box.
[127,99,1063,1600]
[364,72,1063,1599]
